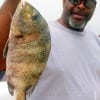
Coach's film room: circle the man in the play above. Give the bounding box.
[1,0,100,100]
[0,0,21,80]
[27,0,100,100]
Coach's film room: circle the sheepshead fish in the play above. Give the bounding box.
[3,1,51,100]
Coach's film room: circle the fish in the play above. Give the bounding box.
[3,1,51,100]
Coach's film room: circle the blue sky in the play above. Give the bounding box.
[0,0,100,34]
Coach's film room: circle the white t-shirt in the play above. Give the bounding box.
[27,21,100,100]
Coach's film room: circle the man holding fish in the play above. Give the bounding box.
[0,0,100,100]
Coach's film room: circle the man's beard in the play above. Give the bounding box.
[68,15,87,31]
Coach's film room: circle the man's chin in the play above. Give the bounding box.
[68,16,86,31]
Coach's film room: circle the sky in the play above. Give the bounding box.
[0,0,100,34]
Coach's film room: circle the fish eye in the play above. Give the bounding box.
[32,15,38,20]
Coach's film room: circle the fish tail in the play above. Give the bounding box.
[16,89,26,100]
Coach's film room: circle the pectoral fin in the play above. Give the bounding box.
[7,81,14,96]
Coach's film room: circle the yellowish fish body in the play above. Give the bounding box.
[4,1,51,100]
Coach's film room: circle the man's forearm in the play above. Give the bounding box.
[0,0,21,14]
[0,0,21,71]
[0,0,21,33]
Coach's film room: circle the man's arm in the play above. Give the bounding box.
[0,0,21,71]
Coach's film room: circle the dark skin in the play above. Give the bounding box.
[0,0,21,71]
[57,0,96,31]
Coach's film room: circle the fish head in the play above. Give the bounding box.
[10,1,48,37]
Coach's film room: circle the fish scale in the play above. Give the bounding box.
[3,1,51,100]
